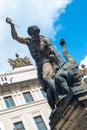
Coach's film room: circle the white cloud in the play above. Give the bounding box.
[0,0,72,73]
[0,0,72,40]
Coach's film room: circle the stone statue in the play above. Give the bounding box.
[6,17,81,111]
[55,39,81,98]
[8,53,31,69]
[79,64,87,76]
[6,17,63,110]
[79,64,87,84]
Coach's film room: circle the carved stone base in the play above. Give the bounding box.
[49,84,87,130]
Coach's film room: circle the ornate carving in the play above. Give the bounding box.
[79,64,87,76]
[8,53,32,69]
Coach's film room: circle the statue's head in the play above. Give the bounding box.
[27,25,40,36]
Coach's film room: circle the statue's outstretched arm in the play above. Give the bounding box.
[6,17,29,44]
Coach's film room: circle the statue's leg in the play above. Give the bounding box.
[37,65,54,109]
[36,64,47,92]
[46,87,57,110]
[42,62,59,108]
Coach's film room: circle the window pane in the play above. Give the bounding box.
[14,121,25,130]
[23,92,34,103]
[4,96,15,108]
[41,89,46,98]
[34,116,47,130]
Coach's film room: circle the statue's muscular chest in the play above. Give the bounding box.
[29,38,47,54]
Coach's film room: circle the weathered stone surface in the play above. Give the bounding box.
[50,85,87,130]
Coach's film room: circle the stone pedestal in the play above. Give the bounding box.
[49,85,87,130]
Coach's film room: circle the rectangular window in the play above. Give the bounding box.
[23,92,34,103]
[4,96,15,108]
[34,116,47,130]
[41,89,46,98]
[14,121,25,130]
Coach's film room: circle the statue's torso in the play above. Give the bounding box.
[27,37,52,63]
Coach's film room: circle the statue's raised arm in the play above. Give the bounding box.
[6,17,29,44]
[60,38,78,68]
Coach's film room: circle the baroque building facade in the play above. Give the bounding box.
[0,64,51,130]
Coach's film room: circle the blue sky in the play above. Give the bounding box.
[54,0,87,65]
[0,0,87,74]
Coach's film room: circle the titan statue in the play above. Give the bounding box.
[6,17,81,111]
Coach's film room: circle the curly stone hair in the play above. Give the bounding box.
[27,25,40,36]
